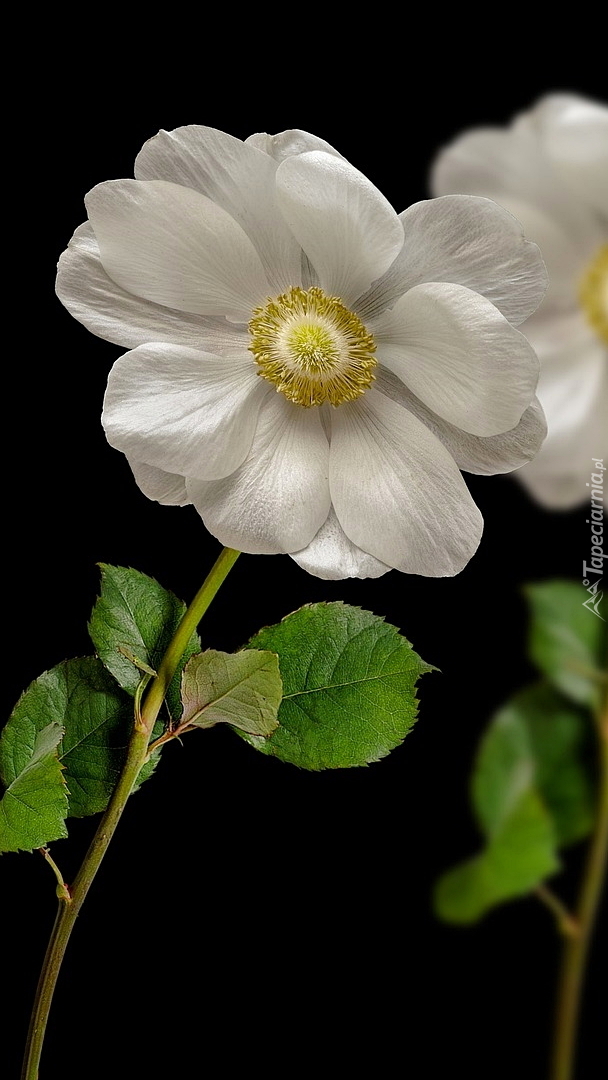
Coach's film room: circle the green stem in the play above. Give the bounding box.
[535,884,579,939]
[21,547,240,1080]
[38,849,71,903]
[550,684,608,1080]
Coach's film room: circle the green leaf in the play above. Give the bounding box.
[241,603,434,770]
[89,564,201,720]
[0,722,69,852]
[0,657,154,819]
[434,790,559,925]
[472,703,534,837]
[180,649,282,736]
[525,580,607,708]
[508,684,594,847]
[473,684,593,848]
[435,576,605,927]
[434,680,593,924]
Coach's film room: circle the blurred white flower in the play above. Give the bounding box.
[432,94,608,509]
[57,126,547,578]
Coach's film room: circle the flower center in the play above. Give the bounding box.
[248,286,377,407]
[579,244,608,345]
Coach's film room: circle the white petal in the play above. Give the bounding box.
[135,126,302,292]
[375,366,547,475]
[127,459,190,505]
[430,123,599,255]
[291,507,390,580]
[85,179,270,321]
[188,395,330,554]
[356,195,548,326]
[275,151,404,304]
[468,195,590,310]
[372,282,539,436]
[329,389,483,577]
[56,223,250,352]
[519,377,608,509]
[103,345,266,480]
[534,95,608,218]
[517,314,608,508]
[528,312,606,428]
[246,129,344,161]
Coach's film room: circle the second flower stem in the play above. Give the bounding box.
[21,547,240,1080]
[550,679,608,1080]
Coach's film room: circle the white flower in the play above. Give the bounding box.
[431,94,608,509]
[56,126,547,579]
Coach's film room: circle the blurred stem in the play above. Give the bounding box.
[550,675,608,1080]
[535,885,579,939]
[21,547,240,1080]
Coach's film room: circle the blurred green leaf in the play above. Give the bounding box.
[472,702,534,837]
[181,649,281,736]
[525,580,606,708]
[89,565,200,720]
[515,684,594,846]
[435,680,593,924]
[474,684,593,848]
[0,722,68,852]
[241,603,434,770]
[434,790,558,925]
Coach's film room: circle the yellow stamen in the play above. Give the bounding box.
[579,244,608,345]
[248,286,377,407]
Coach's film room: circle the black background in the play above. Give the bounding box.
[5,22,606,1080]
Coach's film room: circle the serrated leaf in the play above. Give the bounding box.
[434,790,559,925]
[180,650,281,735]
[525,580,607,707]
[0,722,69,852]
[89,565,200,720]
[241,603,434,770]
[0,657,156,819]
[117,646,157,678]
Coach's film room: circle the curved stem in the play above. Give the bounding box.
[22,728,149,1080]
[21,547,240,1080]
[550,683,608,1080]
[39,849,71,903]
[534,884,579,939]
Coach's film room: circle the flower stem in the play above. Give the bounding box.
[21,547,240,1080]
[550,678,608,1080]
